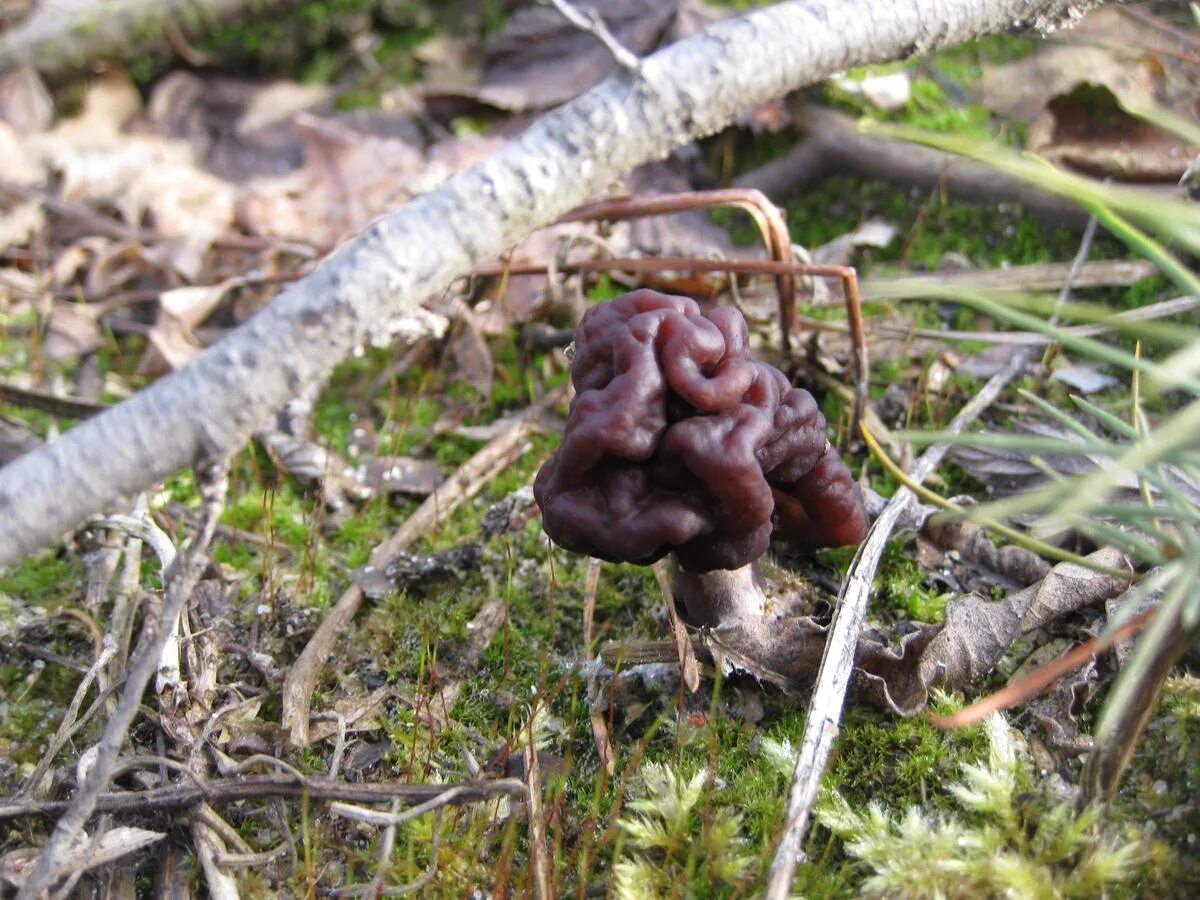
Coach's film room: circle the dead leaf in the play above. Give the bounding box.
[1051,360,1118,394]
[147,71,333,181]
[949,421,1200,509]
[24,71,236,277]
[981,8,1199,182]
[0,65,53,133]
[136,279,243,376]
[238,112,498,246]
[0,827,165,888]
[353,543,482,600]
[449,300,495,399]
[696,547,1129,716]
[470,0,677,111]
[360,455,444,496]
[0,200,45,253]
[913,547,1130,699]
[45,299,104,361]
[0,121,44,186]
[923,512,1052,590]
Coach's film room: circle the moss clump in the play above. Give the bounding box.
[817,713,1143,899]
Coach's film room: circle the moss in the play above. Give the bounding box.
[827,704,990,811]
[875,541,950,623]
[0,555,83,604]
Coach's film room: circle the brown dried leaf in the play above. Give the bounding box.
[136,281,240,376]
[923,513,1052,590]
[470,0,678,111]
[915,547,1131,691]
[45,299,104,361]
[27,71,236,277]
[949,421,1200,508]
[360,455,444,496]
[981,8,1199,182]
[0,121,45,187]
[449,301,495,399]
[238,112,501,246]
[0,200,45,253]
[700,547,1129,716]
[147,71,332,181]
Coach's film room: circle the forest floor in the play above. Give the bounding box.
[1,1,1199,896]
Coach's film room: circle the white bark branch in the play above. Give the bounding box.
[0,0,305,80]
[0,0,1102,568]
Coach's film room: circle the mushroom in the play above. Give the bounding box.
[533,290,868,627]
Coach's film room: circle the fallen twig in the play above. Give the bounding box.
[765,214,1102,895]
[0,774,528,822]
[282,419,536,746]
[21,637,117,799]
[15,548,207,899]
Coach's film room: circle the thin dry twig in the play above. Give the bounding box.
[764,216,1102,896]
[0,774,529,822]
[525,718,552,900]
[548,0,643,72]
[94,512,181,695]
[15,550,207,899]
[21,636,117,799]
[282,419,536,746]
[652,560,701,694]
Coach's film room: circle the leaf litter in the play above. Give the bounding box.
[0,1,1196,895]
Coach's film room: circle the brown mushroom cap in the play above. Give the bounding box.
[534,290,868,573]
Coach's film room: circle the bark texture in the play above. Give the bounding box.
[0,0,305,80]
[0,0,1103,566]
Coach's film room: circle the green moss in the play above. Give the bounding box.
[0,555,83,604]
[828,703,989,810]
[874,541,949,623]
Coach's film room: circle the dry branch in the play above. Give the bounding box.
[0,775,528,821]
[765,212,1104,895]
[0,0,1110,569]
[282,420,534,746]
[0,0,305,81]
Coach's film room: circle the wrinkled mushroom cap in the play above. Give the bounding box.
[534,290,867,572]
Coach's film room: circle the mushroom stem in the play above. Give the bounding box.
[669,558,767,627]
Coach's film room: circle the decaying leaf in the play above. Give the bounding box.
[468,0,679,111]
[147,71,333,181]
[257,385,443,509]
[0,65,52,134]
[17,71,237,277]
[949,421,1200,508]
[1050,361,1118,394]
[353,542,482,600]
[695,547,1130,716]
[137,278,245,376]
[238,112,502,247]
[45,299,105,361]
[923,512,1052,591]
[0,200,45,253]
[0,827,165,888]
[981,8,1199,181]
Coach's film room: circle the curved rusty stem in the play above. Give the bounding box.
[559,190,798,352]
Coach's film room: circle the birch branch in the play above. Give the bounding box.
[0,0,305,80]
